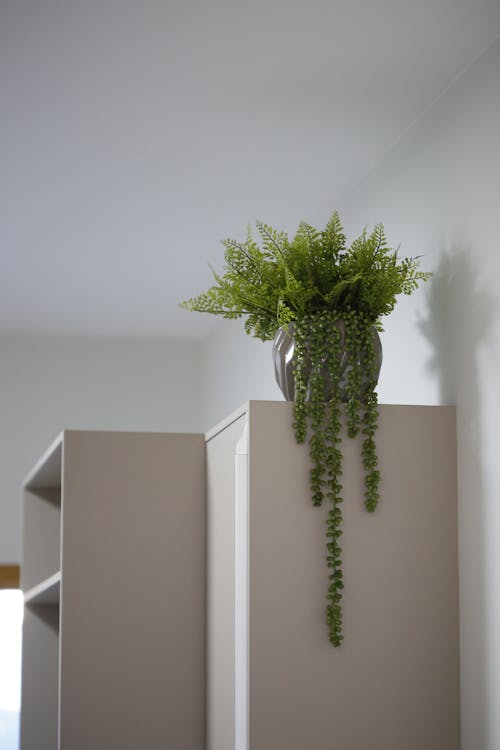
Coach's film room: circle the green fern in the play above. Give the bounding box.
[180,211,430,338]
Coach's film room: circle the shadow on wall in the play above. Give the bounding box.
[418,243,494,748]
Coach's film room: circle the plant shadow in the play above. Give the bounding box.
[418,242,494,747]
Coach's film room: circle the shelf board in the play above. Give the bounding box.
[24,433,63,490]
[24,572,61,605]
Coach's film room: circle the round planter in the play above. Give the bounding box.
[272,320,382,402]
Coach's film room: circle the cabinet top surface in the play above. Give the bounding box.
[23,404,456,486]
[23,428,206,490]
[204,401,456,442]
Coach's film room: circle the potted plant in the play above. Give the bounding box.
[181,210,430,646]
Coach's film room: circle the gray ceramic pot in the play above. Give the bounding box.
[272,320,382,402]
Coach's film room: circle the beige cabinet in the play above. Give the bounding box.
[21,403,460,750]
[206,402,460,750]
[21,430,206,750]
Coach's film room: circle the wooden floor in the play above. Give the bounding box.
[0,564,20,588]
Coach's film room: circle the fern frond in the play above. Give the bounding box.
[256,220,289,262]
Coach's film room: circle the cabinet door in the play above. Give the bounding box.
[58,431,206,750]
[207,402,460,750]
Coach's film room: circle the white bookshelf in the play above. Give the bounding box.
[21,430,206,750]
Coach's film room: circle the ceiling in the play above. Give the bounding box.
[1,0,499,338]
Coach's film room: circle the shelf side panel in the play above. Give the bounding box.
[248,402,460,750]
[20,606,60,750]
[206,413,247,750]
[59,431,206,750]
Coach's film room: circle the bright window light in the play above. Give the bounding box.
[0,590,23,750]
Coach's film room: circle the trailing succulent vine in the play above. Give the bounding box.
[292,310,381,645]
[181,211,431,646]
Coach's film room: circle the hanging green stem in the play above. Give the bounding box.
[361,324,381,512]
[344,310,362,439]
[308,313,328,507]
[324,319,344,646]
[292,317,308,445]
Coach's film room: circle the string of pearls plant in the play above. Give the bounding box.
[293,309,380,645]
[181,211,431,646]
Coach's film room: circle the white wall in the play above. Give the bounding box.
[340,39,500,750]
[0,335,203,563]
[202,38,500,749]
[202,321,282,430]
